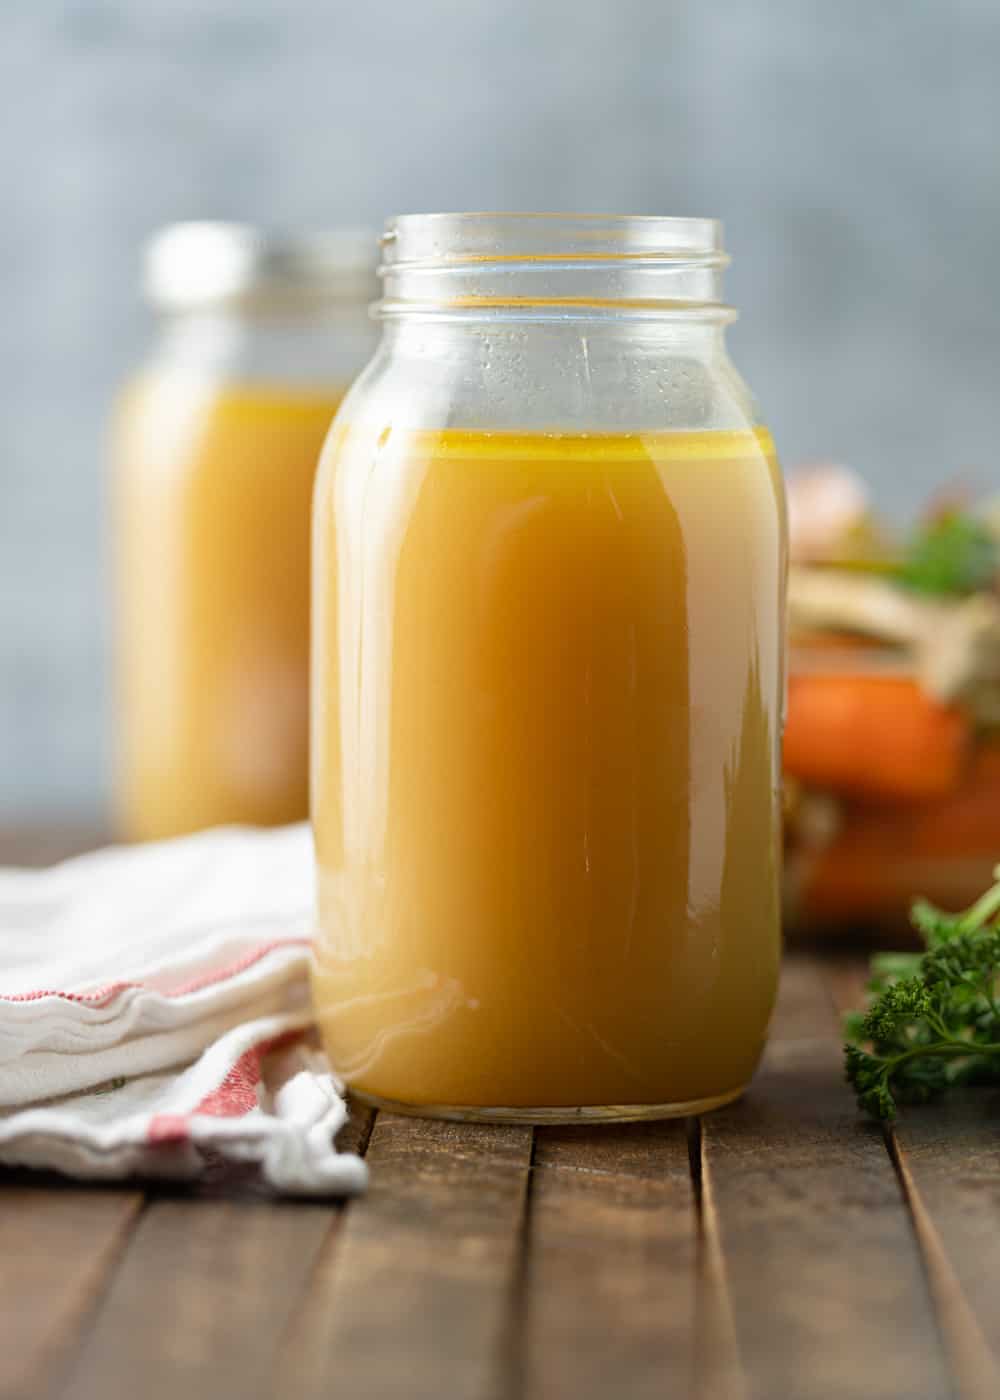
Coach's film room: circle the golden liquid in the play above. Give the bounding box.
[312,427,785,1111]
[113,377,342,840]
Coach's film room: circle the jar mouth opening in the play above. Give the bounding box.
[378,213,730,321]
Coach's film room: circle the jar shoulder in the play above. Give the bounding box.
[326,326,765,440]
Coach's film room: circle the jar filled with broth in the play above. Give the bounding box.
[112,222,378,839]
[311,213,786,1121]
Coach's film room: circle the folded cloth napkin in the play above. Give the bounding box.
[0,824,366,1196]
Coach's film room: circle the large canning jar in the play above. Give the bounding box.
[112,223,377,840]
[311,213,786,1122]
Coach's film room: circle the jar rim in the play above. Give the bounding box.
[378,213,730,321]
[381,212,724,267]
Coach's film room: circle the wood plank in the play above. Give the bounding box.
[700,952,955,1400]
[0,1184,142,1400]
[825,955,1000,1400]
[336,1098,376,1157]
[767,952,840,1043]
[522,1121,707,1400]
[689,1118,751,1400]
[820,954,870,1033]
[280,1114,532,1400]
[61,1197,335,1400]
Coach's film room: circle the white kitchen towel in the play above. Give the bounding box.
[0,824,366,1196]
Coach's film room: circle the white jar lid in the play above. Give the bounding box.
[143,222,379,311]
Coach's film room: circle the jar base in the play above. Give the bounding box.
[347,1084,746,1126]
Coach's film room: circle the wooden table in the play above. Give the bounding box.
[3,833,998,1400]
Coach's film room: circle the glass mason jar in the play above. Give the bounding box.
[112,222,378,840]
[311,213,786,1122]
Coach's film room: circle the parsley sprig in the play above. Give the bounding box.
[898,509,998,597]
[845,867,1000,1119]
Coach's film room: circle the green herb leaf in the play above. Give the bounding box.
[844,865,1000,1119]
[898,511,998,597]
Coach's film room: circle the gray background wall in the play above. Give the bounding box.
[4,0,1000,817]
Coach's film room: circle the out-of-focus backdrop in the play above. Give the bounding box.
[4,0,1000,816]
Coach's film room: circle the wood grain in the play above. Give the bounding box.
[335,1098,376,1157]
[700,953,955,1400]
[0,1185,142,1400]
[1,813,984,1400]
[522,1121,702,1400]
[61,1198,335,1400]
[767,952,840,1043]
[826,956,1000,1399]
[279,1113,532,1400]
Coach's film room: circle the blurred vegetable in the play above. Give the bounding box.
[899,510,998,598]
[788,570,1000,712]
[786,464,885,565]
[794,747,1000,927]
[786,466,1000,938]
[783,674,970,801]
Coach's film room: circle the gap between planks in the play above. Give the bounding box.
[9,949,978,1400]
[274,970,924,1400]
[825,956,1000,1400]
[60,958,922,1400]
[36,1105,376,1400]
[696,952,957,1400]
[282,1106,737,1400]
[524,1117,714,1400]
[0,828,371,1400]
[282,962,860,1400]
[277,1110,533,1400]
[0,1182,144,1400]
[0,829,908,1400]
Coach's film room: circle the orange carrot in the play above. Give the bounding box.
[794,746,1000,930]
[783,674,970,801]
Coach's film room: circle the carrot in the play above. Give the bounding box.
[783,674,970,801]
[793,746,1000,931]
[795,822,999,931]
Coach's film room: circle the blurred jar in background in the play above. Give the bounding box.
[112,222,378,840]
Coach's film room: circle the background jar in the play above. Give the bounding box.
[311,213,787,1122]
[112,222,378,840]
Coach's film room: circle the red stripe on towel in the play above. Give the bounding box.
[146,1114,190,1144]
[146,1030,304,1143]
[196,1045,267,1118]
[2,938,310,1006]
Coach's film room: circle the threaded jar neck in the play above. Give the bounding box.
[377,212,733,323]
